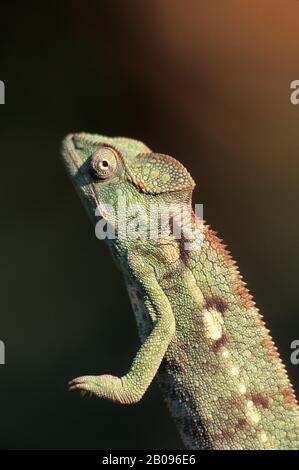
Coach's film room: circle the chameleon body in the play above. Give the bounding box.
[62,133,299,450]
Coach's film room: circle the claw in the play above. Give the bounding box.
[68,375,89,386]
[68,375,97,396]
[68,374,119,400]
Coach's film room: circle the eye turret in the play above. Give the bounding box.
[90,146,118,180]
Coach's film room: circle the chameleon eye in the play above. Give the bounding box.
[90,147,118,180]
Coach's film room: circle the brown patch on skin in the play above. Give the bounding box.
[154,250,168,264]
[221,429,238,441]
[245,392,269,409]
[205,296,228,315]
[281,384,299,407]
[163,284,180,295]
[160,271,174,282]
[210,415,248,444]
[181,249,190,265]
[236,418,247,430]
[211,429,235,443]
[170,285,179,294]
[178,236,190,265]
[192,314,202,331]
[173,210,197,265]
[212,335,229,353]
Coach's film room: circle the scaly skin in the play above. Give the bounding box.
[62,133,299,449]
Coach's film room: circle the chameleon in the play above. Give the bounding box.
[62,133,299,450]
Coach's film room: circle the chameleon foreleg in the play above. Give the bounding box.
[69,253,176,404]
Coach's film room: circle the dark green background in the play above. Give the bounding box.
[0,0,298,449]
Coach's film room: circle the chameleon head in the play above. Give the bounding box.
[61,133,195,245]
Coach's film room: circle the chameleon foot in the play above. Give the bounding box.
[69,374,123,401]
[69,373,146,404]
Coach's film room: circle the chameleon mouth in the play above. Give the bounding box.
[61,134,84,176]
[61,133,101,215]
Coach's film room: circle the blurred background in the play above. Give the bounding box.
[0,0,299,449]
